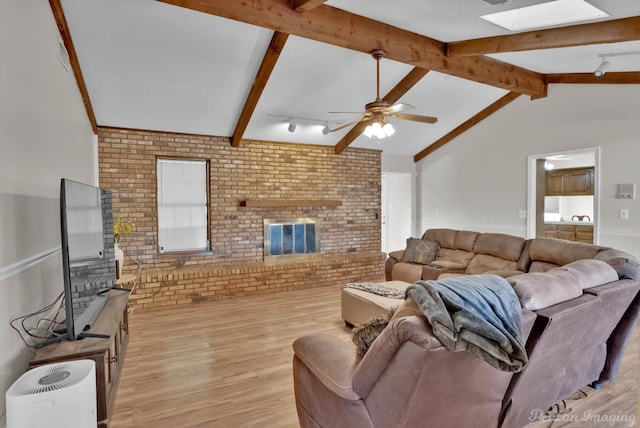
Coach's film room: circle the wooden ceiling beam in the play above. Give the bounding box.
[545,72,640,84]
[49,0,98,134]
[413,92,521,163]
[333,120,372,155]
[291,0,328,13]
[334,67,430,154]
[447,17,640,57]
[231,31,288,147]
[158,0,546,98]
[382,67,430,104]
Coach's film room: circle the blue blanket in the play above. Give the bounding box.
[406,274,528,372]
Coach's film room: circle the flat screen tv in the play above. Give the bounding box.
[36,179,118,348]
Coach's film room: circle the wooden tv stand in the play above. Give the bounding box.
[30,290,130,428]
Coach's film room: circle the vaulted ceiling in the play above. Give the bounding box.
[54,0,640,161]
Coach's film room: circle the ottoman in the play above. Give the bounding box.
[341,280,410,327]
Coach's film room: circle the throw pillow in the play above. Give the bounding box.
[352,309,395,359]
[402,238,439,264]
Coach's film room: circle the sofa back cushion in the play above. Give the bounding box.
[423,228,458,249]
[594,249,640,280]
[454,230,479,252]
[508,270,583,311]
[507,259,619,310]
[561,259,619,289]
[529,238,608,269]
[474,233,525,262]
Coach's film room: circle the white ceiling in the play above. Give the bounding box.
[60,0,640,158]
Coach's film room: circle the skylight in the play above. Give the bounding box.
[480,0,609,31]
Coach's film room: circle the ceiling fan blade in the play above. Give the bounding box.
[334,118,376,154]
[389,113,438,124]
[384,103,414,113]
[330,119,364,132]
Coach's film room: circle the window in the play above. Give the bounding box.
[157,158,209,253]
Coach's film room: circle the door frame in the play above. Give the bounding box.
[526,146,600,243]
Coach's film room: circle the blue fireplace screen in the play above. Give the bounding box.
[264,218,320,257]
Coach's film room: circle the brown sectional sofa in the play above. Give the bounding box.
[386,228,531,282]
[294,229,640,428]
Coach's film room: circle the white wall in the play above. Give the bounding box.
[0,1,96,424]
[416,84,640,257]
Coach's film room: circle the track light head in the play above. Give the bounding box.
[288,118,297,133]
[594,59,610,77]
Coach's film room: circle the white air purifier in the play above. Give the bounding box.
[6,359,96,428]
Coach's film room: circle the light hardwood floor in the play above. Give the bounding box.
[110,285,638,428]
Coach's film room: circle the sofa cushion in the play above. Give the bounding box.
[594,249,640,280]
[529,237,609,267]
[402,238,439,264]
[454,230,480,252]
[423,228,457,249]
[474,233,525,262]
[562,259,619,289]
[507,270,583,311]
[431,248,475,270]
[465,254,520,276]
[527,260,559,273]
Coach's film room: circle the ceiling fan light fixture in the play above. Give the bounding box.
[364,119,395,139]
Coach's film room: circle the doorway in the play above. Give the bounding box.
[526,147,600,243]
[381,173,412,253]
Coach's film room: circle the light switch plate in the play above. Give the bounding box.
[620,209,629,220]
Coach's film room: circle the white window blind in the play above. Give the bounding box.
[157,159,208,252]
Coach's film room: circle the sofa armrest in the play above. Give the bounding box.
[353,316,439,397]
[388,250,405,261]
[385,251,406,280]
[292,333,361,401]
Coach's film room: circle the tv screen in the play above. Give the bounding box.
[64,179,105,262]
[36,179,117,348]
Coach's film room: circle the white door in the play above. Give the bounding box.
[381,173,413,253]
[381,174,388,252]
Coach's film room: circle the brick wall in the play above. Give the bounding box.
[98,127,385,310]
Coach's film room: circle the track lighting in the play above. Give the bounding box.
[592,50,640,78]
[288,118,297,133]
[594,59,610,77]
[268,113,343,135]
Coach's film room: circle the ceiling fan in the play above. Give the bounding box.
[330,50,437,138]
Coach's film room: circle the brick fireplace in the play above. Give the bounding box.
[264,218,320,258]
[98,127,385,310]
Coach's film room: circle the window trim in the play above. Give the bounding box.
[156,156,211,255]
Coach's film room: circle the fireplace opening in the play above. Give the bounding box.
[264,218,321,258]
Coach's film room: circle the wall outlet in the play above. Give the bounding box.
[620,208,629,220]
[518,210,527,219]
